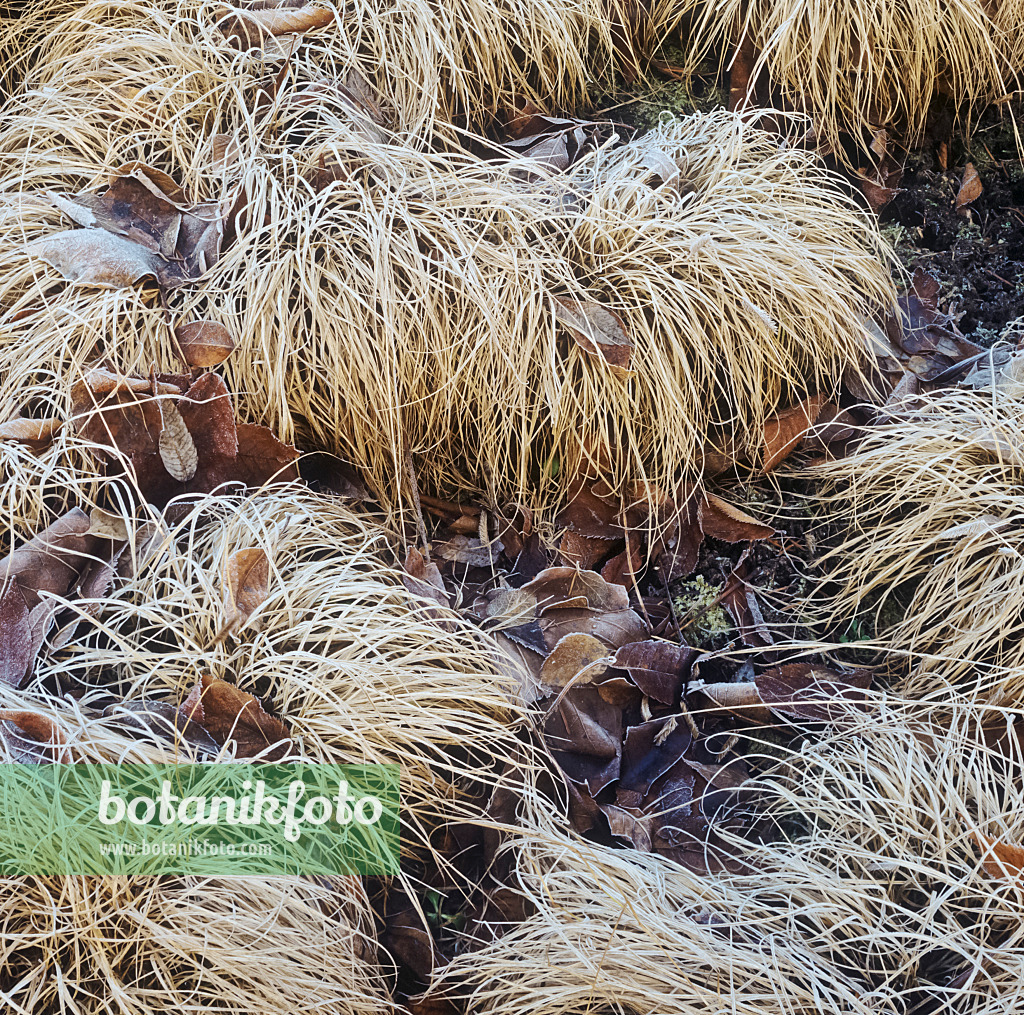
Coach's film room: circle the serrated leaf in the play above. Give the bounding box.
[223,547,270,630]
[157,399,198,481]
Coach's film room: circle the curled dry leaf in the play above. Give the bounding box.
[174,320,235,368]
[956,162,983,209]
[433,534,501,567]
[223,547,270,630]
[219,3,333,45]
[699,493,774,542]
[543,686,622,794]
[0,417,62,443]
[553,296,633,377]
[0,709,69,763]
[157,399,199,482]
[401,547,451,611]
[974,830,1024,881]
[761,394,828,473]
[211,133,241,173]
[103,700,221,756]
[183,673,291,760]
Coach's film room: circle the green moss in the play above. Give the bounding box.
[672,574,733,644]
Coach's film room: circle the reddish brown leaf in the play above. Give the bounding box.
[401,547,451,611]
[0,508,98,610]
[183,674,291,760]
[220,3,333,45]
[223,548,270,630]
[755,663,871,723]
[956,162,983,209]
[600,538,641,589]
[0,417,62,443]
[0,710,68,763]
[553,296,633,377]
[174,321,235,367]
[699,493,773,542]
[761,394,828,473]
[177,372,238,459]
[559,530,610,570]
[974,831,1024,880]
[619,715,692,795]
[522,567,630,614]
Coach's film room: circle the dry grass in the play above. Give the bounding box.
[804,387,1024,702]
[0,24,893,518]
[441,693,1024,1013]
[679,0,1017,157]
[0,418,536,1010]
[0,0,688,137]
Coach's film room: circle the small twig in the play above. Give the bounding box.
[404,445,430,563]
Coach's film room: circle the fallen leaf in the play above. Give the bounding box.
[543,686,622,794]
[613,640,696,704]
[699,493,773,542]
[558,530,611,569]
[183,674,291,760]
[956,162,983,209]
[157,398,198,482]
[540,633,611,691]
[523,567,630,615]
[600,538,641,589]
[761,395,828,472]
[103,700,222,756]
[0,508,98,610]
[174,320,235,367]
[219,3,333,46]
[0,417,62,443]
[974,831,1024,881]
[26,228,166,289]
[211,133,241,173]
[603,803,655,851]
[755,663,871,723]
[223,548,270,630]
[433,535,501,568]
[553,296,633,376]
[0,710,68,763]
[402,547,451,611]
[618,716,693,795]
[692,681,773,724]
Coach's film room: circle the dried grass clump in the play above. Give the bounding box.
[1,64,893,515]
[994,0,1024,71]
[0,0,681,136]
[808,389,1024,700]
[680,0,1015,157]
[0,469,534,1011]
[442,695,1024,1013]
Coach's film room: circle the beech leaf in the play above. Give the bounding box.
[761,394,828,473]
[553,296,633,376]
[174,320,236,368]
[956,162,983,209]
[26,228,164,289]
[223,548,270,630]
[0,417,62,443]
[974,831,1024,881]
[699,493,774,542]
[0,710,68,763]
[183,674,291,759]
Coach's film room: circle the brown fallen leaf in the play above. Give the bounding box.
[222,548,270,631]
[699,493,774,542]
[156,398,198,482]
[183,673,291,759]
[973,830,1024,881]
[761,395,828,473]
[103,699,222,756]
[558,529,611,570]
[600,538,641,589]
[0,585,52,689]
[956,162,983,210]
[174,320,235,368]
[26,228,167,289]
[219,3,333,46]
[0,709,69,763]
[613,640,696,704]
[540,632,611,691]
[401,547,451,611]
[553,296,633,377]
[0,417,62,444]
[0,508,98,609]
[692,681,774,724]
[523,567,630,615]
[856,131,903,213]
[543,686,622,794]
[433,534,501,568]
[755,663,871,723]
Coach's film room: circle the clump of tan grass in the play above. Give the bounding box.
[680,0,1017,158]
[0,20,894,517]
[441,693,1024,1013]
[0,421,536,1009]
[0,0,685,137]
[805,387,1024,701]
